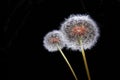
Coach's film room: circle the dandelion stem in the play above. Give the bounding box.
[79,39,91,80]
[56,44,78,80]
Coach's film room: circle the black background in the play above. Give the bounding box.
[1,0,120,80]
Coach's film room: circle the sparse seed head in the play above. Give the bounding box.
[43,30,66,52]
[60,14,100,50]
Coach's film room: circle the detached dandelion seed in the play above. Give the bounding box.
[61,14,100,80]
[43,30,78,80]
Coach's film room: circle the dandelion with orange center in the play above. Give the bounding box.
[60,14,100,80]
[61,15,99,50]
[43,30,78,80]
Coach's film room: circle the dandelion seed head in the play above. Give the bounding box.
[43,30,66,52]
[61,14,100,50]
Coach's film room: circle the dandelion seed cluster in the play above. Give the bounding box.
[60,14,99,50]
[43,30,66,52]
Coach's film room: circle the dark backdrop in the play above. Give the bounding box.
[1,0,120,80]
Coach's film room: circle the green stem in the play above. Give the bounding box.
[56,44,78,80]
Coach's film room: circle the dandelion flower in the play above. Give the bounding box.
[43,30,78,80]
[60,14,100,80]
[60,14,99,50]
[43,30,65,52]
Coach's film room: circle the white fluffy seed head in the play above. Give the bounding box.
[43,30,66,52]
[60,14,100,51]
